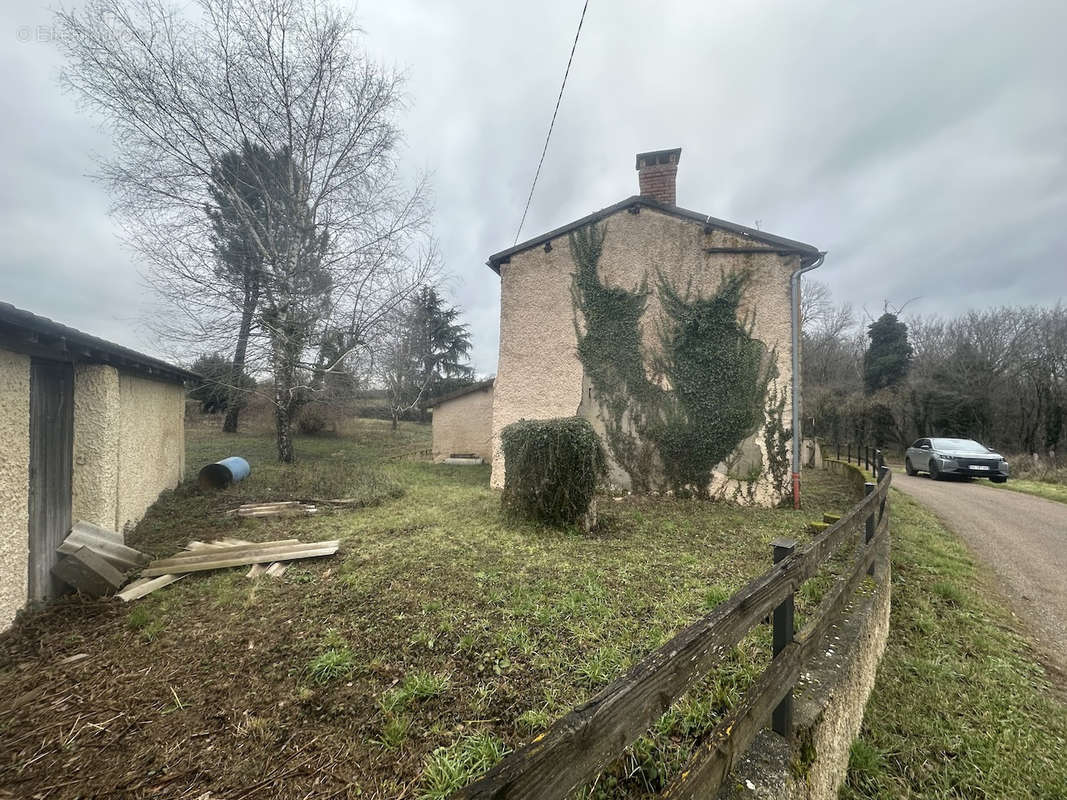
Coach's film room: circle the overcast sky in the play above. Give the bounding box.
[2,0,1065,375]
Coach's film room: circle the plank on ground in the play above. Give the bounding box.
[146,539,304,568]
[116,574,187,602]
[141,543,339,577]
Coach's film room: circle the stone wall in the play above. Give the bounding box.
[491,204,800,505]
[0,348,30,631]
[431,384,494,462]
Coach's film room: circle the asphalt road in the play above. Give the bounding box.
[893,472,1067,675]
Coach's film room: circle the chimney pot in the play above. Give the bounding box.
[635,148,681,205]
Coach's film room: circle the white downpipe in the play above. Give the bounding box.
[790,252,826,509]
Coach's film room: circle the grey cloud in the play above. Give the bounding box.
[3,0,1065,373]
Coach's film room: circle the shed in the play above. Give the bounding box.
[0,302,195,629]
[427,379,495,463]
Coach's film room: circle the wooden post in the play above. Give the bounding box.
[865,446,870,472]
[771,538,796,736]
[836,440,840,460]
[864,482,876,576]
[847,443,851,464]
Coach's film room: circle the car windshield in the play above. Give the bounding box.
[930,438,990,454]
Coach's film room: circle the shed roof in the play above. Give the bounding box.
[427,378,495,409]
[486,195,820,274]
[0,301,198,384]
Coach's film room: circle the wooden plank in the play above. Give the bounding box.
[140,544,339,577]
[116,573,186,602]
[246,563,268,578]
[52,547,125,597]
[265,562,288,577]
[146,539,305,569]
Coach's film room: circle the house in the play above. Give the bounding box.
[0,302,195,630]
[428,378,495,462]
[486,149,824,506]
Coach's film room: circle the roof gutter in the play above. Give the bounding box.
[790,251,826,509]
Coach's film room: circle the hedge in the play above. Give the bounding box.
[500,417,605,528]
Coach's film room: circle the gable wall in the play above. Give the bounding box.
[491,206,801,504]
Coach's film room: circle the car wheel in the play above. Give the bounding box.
[991,476,1007,484]
[905,457,917,476]
[929,460,942,480]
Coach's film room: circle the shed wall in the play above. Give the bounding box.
[432,386,494,462]
[491,206,799,505]
[116,373,185,531]
[72,364,121,529]
[0,348,30,630]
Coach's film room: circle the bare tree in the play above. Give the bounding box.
[56,0,437,461]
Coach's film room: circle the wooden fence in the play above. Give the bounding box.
[454,463,893,800]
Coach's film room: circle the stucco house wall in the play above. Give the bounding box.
[431,384,495,462]
[0,347,31,631]
[490,206,801,504]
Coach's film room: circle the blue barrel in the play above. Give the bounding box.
[198,456,251,490]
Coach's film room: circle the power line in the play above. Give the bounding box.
[513,0,590,245]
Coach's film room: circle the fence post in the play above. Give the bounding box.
[864,481,876,576]
[865,446,870,473]
[836,440,840,460]
[771,538,796,736]
[875,449,883,474]
[847,443,851,464]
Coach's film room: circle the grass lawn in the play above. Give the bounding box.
[986,477,1067,505]
[842,490,1067,799]
[0,418,857,800]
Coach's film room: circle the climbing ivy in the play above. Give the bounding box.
[570,222,779,497]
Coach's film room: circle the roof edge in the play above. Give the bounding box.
[427,377,495,408]
[0,301,199,384]
[486,195,821,274]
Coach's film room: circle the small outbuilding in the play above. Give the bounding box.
[428,379,495,463]
[0,302,195,630]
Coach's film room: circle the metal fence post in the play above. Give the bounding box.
[864,445,870,473]
[771,538,796,736]
[836,440,840,460]
[847,443,851,464]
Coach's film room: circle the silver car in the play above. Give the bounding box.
[905,437,1009,482]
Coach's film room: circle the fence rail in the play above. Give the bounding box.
[455,463,893,800]
[834,441,890,477]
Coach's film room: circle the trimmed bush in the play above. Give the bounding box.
[500,417,605,528]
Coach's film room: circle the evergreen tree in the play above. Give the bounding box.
[863,312,913,393]
[381,287,474,428]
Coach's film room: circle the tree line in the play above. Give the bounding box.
[802,282,1066,458]
[57,0,475,460]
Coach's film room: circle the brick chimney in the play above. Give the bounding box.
[635,148,681,205]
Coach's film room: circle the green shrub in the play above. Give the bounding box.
[500,417,605,527]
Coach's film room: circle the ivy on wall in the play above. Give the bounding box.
[570,222,783,497]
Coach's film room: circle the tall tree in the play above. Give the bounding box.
[863,312,913,393]
[381,287,474,429]
[57,0,437,462]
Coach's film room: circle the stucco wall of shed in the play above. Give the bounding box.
[432,386,494,462]
[116,373,185,531]
[72,366,185,533]
[490,206,800,505]
[73,364,121,529]
[0,348,30,631]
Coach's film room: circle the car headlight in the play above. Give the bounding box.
[1000,461,1010,472]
